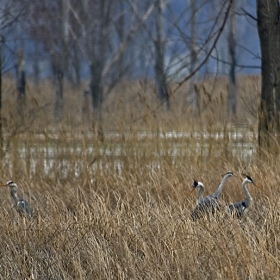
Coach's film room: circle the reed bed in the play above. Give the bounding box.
[0,75,279,279]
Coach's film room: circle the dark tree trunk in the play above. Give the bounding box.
[154,41,169,109]
[89,62,104,141]
[154,0,170,109]
[90,62,103,110]
[189,0,198,113]
[16,50,26,122]
[54,70,64,121]
[53,0,69,121]
[257,0,280,151]
[0,44,3,156]
[33,44,40,86]
[72,45,81,87]
[227,6,237,119]
[52,56,64,121]
[82,84,91,122]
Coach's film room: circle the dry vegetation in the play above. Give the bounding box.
[1,75,280,279]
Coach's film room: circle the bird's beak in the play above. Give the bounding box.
[188,187,196,195]
[253,183,260,188]
[0,183,8,187]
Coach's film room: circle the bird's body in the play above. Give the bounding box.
[1,181,33,217]
[191,172,234,221]
[227,175,258,218]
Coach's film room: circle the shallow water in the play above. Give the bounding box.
[4,130,257,179]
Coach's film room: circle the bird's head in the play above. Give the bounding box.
[0,181,18,191]
[189,179,204,194]
[243,175,259,188]
[192,179,199,188]
[222,171,235,177]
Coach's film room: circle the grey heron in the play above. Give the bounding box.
[0,181,33,217]
[190,171,235,220]
[227,175,259,218]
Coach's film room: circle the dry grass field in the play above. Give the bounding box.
[0,75,280,279]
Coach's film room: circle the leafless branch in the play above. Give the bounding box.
[102,3,155,77]
[0,7,24,31]
[240,8,258,22]
[131,0,234,123]
[174,0,233,92]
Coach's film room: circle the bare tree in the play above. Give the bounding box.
[0,0,25,154]
[257,0,280,151]
[52,52,64,121]
[165,0,233,107]
[227,1,237,119]
[69,0,155,139]
[128,0,170,109]
[18,0,74,121]
[154,0,169,109]
[0,40,3,155]
[15,49,26,121]
[188,0,198,113]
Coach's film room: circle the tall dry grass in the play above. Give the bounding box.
[1,75,280,279]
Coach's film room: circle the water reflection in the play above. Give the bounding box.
[7,130,256,179]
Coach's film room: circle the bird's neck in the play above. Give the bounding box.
[242,181,251,200]
[11,189,19,204]
[197,184,205,203]
[214,175,229,198]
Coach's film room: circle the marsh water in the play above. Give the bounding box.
[4,129,257,179]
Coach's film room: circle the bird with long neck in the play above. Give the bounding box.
[190,172,234,220]
[212,171,235,199]
[0,181,33,217]
[227,175,259,218]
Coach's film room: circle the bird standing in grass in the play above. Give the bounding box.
[0,181,33,217]
[190,171,235,220]
[227,175,259,218]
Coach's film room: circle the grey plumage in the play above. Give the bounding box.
[190,172,234,221]
[227,175,258,218]
[1,181,33,217]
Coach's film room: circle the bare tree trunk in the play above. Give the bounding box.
[88,0,109,141]
[257,0,280,152]
[53,0,69,121]
[154,0,170,109]
[82,84,91,122]
[90,61,104,141]
[33,43,40,86]
[72,44,81,87]
[227,3,237,120]
[51,53,64,121]
[0,43,3,156]
[54,66,64,121]
[154,41,169,109]
[16,49,26,122]
[189,0,198,113]
[115,0,125,81]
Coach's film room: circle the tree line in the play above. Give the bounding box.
[0,0,278,152]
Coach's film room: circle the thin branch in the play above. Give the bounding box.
[102,3,155,78]
[131,0,234,124]
[236,43,261,60]
[209,54,261,70]
[0,9,24,31]
[174,0,233,91]
[240,8,258,22]
[128,0,155,41]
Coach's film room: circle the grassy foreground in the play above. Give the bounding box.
[0,131,279,279]
[0,76,280,279]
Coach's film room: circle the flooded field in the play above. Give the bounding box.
[2,128,258,179]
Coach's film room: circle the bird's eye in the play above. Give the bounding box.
[247,176,253,182]
[192,181,198,187]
